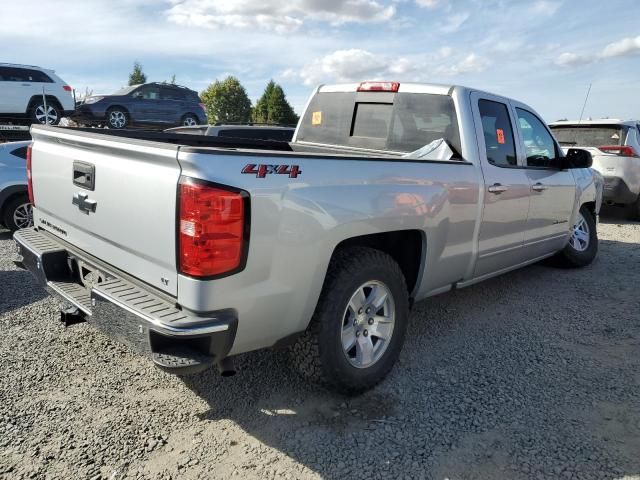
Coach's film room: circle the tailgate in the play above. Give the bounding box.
[30,126,180,296]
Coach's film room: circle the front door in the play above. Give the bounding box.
[472,93,532,278]
[513,107,576,257]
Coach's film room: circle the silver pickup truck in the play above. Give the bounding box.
[14,81,602,394]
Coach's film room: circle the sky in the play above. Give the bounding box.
[1,0,639,121]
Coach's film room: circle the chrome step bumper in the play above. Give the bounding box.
[13,228,237,374]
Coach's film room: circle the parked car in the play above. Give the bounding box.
[0,63,74,126]
[16,81,601,394]
[72,82,207,130]
[166,124,295,142]
[0,140,31,231]
[549,119,640,219]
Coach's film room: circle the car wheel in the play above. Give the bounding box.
[553,206,598,268]
[3,195,33,232]
[291,247,409,394]
[181,114,199,126]
[107,108,129,129]
[31,101,61,125]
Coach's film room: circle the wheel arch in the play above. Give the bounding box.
[0,185,28,217]
[330,229,426,303]
[26,95,63,113]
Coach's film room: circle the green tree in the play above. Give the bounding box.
[200,76,252,123]
[128,61,147,86]
[253,80,299,125]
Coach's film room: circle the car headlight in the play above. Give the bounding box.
[83,96,104,105]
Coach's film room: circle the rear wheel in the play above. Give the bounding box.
[554,206,598,267]
[30,101,61,125]
[181,114,199,126]
[3,195,33,231]
[290,247,409,394]
[107,108,128,129]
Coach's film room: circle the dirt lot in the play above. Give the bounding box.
[1,210,639,480]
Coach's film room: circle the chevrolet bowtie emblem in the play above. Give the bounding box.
[72,192,97,214]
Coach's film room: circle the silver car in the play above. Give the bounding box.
[550,119,640,219]
[0,140,32,231]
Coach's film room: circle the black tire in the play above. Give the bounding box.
[2,194,33,232]
[30,100,62,125]
[106,108,129,129]
[627,195,640,221]
[181,114,199,127]
[290,247,409,394]
[553,206,598,268]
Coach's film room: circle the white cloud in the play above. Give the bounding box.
[529,0,562,16]
[434,53,489,76]
[166,0,396,33]
[601,35,640,58]
[555,35,640,67]
[440,12,470,33]
[415,0,444,7]
[290,48,488,85]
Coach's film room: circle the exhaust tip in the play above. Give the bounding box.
[217,357,236,377]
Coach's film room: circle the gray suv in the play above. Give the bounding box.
[72,82,207,130]
[0,141,32,231]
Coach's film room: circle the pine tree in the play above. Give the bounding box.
[253,80,299,125]
[128,62,147,86]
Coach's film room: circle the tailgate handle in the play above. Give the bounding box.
[73,161,95,191]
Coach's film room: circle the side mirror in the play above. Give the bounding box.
[562,148,592,169]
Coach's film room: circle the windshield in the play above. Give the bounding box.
[550,125,627,147]
[297,92,461,155]
[112,85,139,96]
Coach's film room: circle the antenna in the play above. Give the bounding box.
[578,83,592,123]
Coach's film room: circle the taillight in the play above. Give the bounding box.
[357,81,400,92]
[198,102,206,111]
[26,145,34,205]
[63,85,72,92]
[178,177,248,277]
[598,145,639,157]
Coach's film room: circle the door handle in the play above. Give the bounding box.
[531,183,548,192]
[488,183,508,194]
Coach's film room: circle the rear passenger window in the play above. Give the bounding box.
[516,108,557,167]
[478,99,517,166]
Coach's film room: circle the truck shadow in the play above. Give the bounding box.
[180,237,640,479]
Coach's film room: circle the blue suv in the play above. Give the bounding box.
[72,82,207,129]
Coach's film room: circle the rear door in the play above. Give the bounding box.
[513,107,576,256]
[0,67,32,113]
[30,127,181,296]
[471,92,532,278]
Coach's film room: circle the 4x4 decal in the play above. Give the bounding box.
[241,164,302,178]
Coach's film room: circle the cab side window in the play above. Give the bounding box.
[516,108,557,168]
[478,99,517,167]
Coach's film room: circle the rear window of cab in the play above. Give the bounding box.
[297,92,462,155]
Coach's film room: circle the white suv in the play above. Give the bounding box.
[0,63,75,125]
[550,119,640,219]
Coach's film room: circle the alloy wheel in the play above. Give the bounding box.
[569,212,590,252]
[341,280,396,369]
[13,203,33,229]
[109,111,127,128]
[34,105,58,125]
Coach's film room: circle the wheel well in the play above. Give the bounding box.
[582,201,596,219]
[1,189,29,219]
[27,95,63,112]
[107,105,129,114]
[333,230,424,297]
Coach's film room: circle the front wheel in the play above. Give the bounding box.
[290,247,409,394]
[554,206,598,267]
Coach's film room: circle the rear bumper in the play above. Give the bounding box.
[13,227,237,374]
[603,176,638,204]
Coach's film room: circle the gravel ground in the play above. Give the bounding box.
[1,210,639,480]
